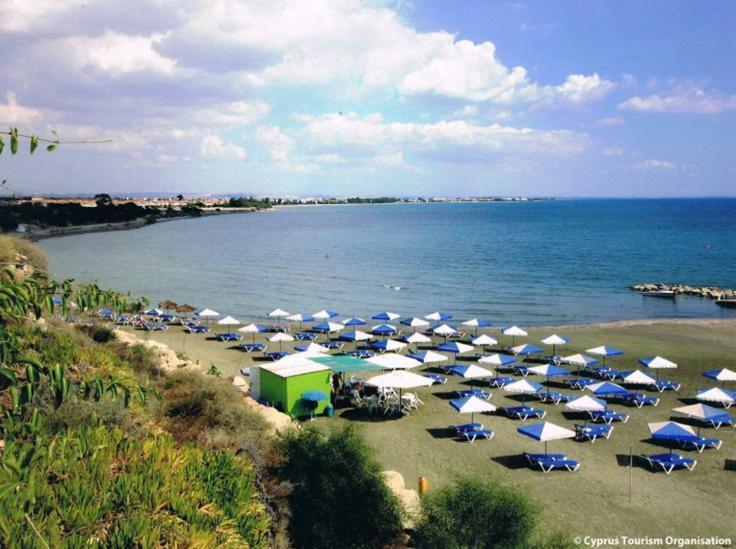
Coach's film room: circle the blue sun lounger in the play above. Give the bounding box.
[574,423,613,443]
[159,314,176,322]
[539,392,575,404]
[267,325,288,333]
[619,392,659,407]
[238,343,266,352]
[462,429,494,443]
[452,422,483,435]
[673,437,722,453]
[642,453,697,474]
[144,323,168,331]
[522,452,579,472]
[347,349,374,359]
[513,365,531,376]
[588,409,629,424]
[322,341,343,350]
[187,325,210,334]
[592,366,618,379]
[215,332,241,342]
[294,332,318,341]
[504,406,546,420]
[651,379,681,392]
[424,374,446,385]
[455,389,491,400]
[706,412,735,429]
[488,376,515,387]
[564,377,597,389]
[265,351,289,361]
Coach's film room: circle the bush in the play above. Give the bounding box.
[0,426,271,547]
[413,476,538,549]
[162,370,267,448]
[117,342,161,377]
[90,325,115,343]
[278,426,403,549]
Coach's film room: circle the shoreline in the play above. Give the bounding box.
[22,208,260,241]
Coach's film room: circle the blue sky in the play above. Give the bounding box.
[0,0,734,197]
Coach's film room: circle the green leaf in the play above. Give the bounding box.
[46,144,57,152]
[30,135,39,154]
[10,128,18,154]
[0,135,4,154]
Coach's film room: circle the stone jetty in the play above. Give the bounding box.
[630,283,736,300]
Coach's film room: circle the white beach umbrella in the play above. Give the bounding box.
[639,356,677,369]
[366,353,422,370]
[561,354,597,367]
[372,339,407,352]
[217,315,240,326]
[433,323,457,336]
[425,311,452,322]
[696,387,735,408]
[341,329,373,342]
[404,332,432,345]
[517,421,576,455]
[504,379,543,396]
[565,395,606,413]
[366,370,433,389]
[239,322,264,342]
[472,334,498,347]
[478,353,516,367]
[269,308,290,318]
[402,317,430,331]
[450,395,497,423]
[196,308,219,318]
[540,334,569,356]
[269,332,295,352]
[409,350,448,364]
[315,321,345,333]
[313,309,339,320]
[502,325,527,346]
[703,368,736,382]
[622,370,656,386]
[454,364,494,379]
[296,342,330,354]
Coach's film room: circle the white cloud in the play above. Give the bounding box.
[256,125,317,172]
[299,112,589,160]
[619,87,736,114]
[597,116,624,126]
[634,158,675,171]
[199,134,246,159]
[602,146,625,156]
[190,101,271,127]
[0,92,45,125]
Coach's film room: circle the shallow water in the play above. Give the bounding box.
[39,198,736,325]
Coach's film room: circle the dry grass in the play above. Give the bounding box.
[0,234,48,271]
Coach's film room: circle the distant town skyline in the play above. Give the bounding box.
[1,1,734,197]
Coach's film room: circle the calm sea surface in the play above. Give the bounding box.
[39,199,736,326]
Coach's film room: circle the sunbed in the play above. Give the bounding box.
[588,409,629,424]
[238,343,266,352]
[462,429,494,443]
[539,391,575,404]
[513,365,531,376]
[455,389,491,400]
[294,332,318,341]
[619,392,659,407]
[159,314,176,322]
[642,453,697,474]
[488,376,515,387]
[424,374,446,385]
[452,422,483,435]
[673,437,722,453]
[187,325,210,334]
[651,379,681,392]
[592,366,620,379]
[322,341,343,349]
[144,323,168,331]
[705,412,735,429]
[564,377,597,389]
[348,350,374,359]
[574,423,613,443]
[215,332,241,342]
[504,405,546,420]
[265,351,289,361]
[522,452,579,472]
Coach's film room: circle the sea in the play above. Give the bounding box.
[38,198,736,326]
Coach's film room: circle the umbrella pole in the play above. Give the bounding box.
[544,441,548,456]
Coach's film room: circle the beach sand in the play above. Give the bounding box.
[125,318,736,540]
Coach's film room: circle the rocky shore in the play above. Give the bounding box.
[630,283,736,300]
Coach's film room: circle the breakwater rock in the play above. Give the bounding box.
[630,283,736,300]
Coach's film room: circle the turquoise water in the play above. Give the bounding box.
[39,199,736,326]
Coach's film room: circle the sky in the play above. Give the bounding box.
[0,0,734,197]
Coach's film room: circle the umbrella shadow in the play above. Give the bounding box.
[642,438,695,452]
[561,411,587,421]
[615,453,650,470]
[491,454,528,470]
[725,459,736,471]
[677,396,700,405]
[432,391,459,400]
[337,408,404,422]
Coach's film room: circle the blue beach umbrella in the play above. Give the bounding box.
[401,317,430,331]
[561,353,598,374]
[425,311,453,322]
[144,308,164,316]
[673,403,734,431]
[372,323,398,337]
[343,316,367,328]
[287,313,315,330]
[339,329,373,342]
[450,395,496,424]
[479,353,516,378]
[586,345,624,365]
[52,295,63,305]
[409,350,449,365]
[586,381,627,411]
[503,379,543,406]
[517,421,576,456]
[462,318,492,336]
[437,341,474,364]
[511,343,543,359]
[372,311,400,321]
[649,421,698,455]
[312,321,343,334]
[370,339,406,352]
[302,390,329,402]
[313,310,339,320]
[527,364,571,394]
[702,368,736,386]
[99,308,115,319]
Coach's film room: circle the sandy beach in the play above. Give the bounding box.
[123,316,736,539]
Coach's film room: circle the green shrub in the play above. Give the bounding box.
[414,476,538,549]
[117,342,161,377]
[278,425,403,549]
[90,325,115,343]
[0,426,271,547]
[162,370,267,448]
